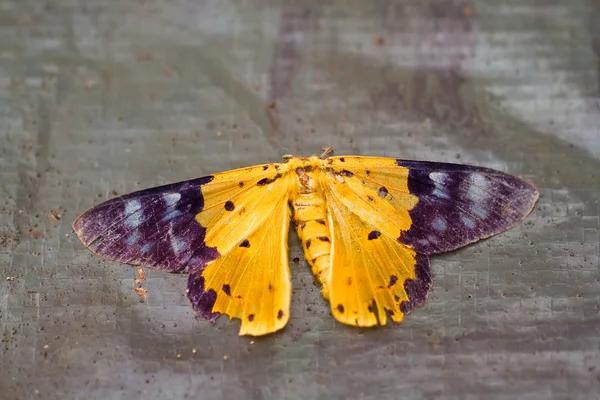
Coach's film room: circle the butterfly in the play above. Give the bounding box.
[72,151,538,336]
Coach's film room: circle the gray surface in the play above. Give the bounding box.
[1,1,599,399]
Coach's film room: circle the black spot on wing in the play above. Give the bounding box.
[378,186,389,198]
[257,173,282,186]
[305,239,312,249]
[317,236,330,243]
[277,310,284,319]
[224,200,235,211]
[337,304,345,313]
[368,230,381,240]
[222,284,231,296]
[248,314,255,322]
[239,239,250,248]
[339,170,353,178]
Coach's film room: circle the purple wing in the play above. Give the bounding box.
[399,253,432,315]
[73,176,220,274]
[397,159,539,254]
[187,273,219,322]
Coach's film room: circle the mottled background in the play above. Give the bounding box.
[1,1,599,399]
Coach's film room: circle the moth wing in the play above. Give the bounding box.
[326,192,431,326]
[394,158,539,253]
[73,163,293,335]
[72,175,219,273]
[323,155,538,325]
[188,194,291,336]
[326,156,539,254]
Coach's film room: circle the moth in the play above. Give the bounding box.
[73,151,538,336]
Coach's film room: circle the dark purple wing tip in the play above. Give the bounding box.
[400,253,432,315]
[72,175,219,273]
[187,273,219,322]
[397,159,539,254]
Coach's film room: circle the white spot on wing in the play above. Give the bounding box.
[169,225,187,254]
[163,193,181,206]
[462,216,476,228]
[124,200,143,228]
[162,209,183,221]
[126,230,141,246]
[432,187,450,199]
[471,204,489,219]
[429,173,450,199]
[466,174,490,202]
[432,216,447,231]
[430,172,448,183]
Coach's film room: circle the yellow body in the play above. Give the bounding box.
[195,156,420,335]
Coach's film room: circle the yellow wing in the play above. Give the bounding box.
[189,164,292,336]
[322,157,425,326]
[325,182,428,326]
[323,155,537,328]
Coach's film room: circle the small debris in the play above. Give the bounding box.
[223,355,229,360]
[6,276,14,281]
[134,287,148,297]
[136,52,153,61]
[49,209,62,222]
[135,267,145,285]
[30,229,44,239]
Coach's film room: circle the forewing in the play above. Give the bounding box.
[322,155,538,327]
[325,156,539,254]
[73,162,293,335]
[73,176,219,273]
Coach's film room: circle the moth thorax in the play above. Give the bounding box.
[294,166,316,192]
